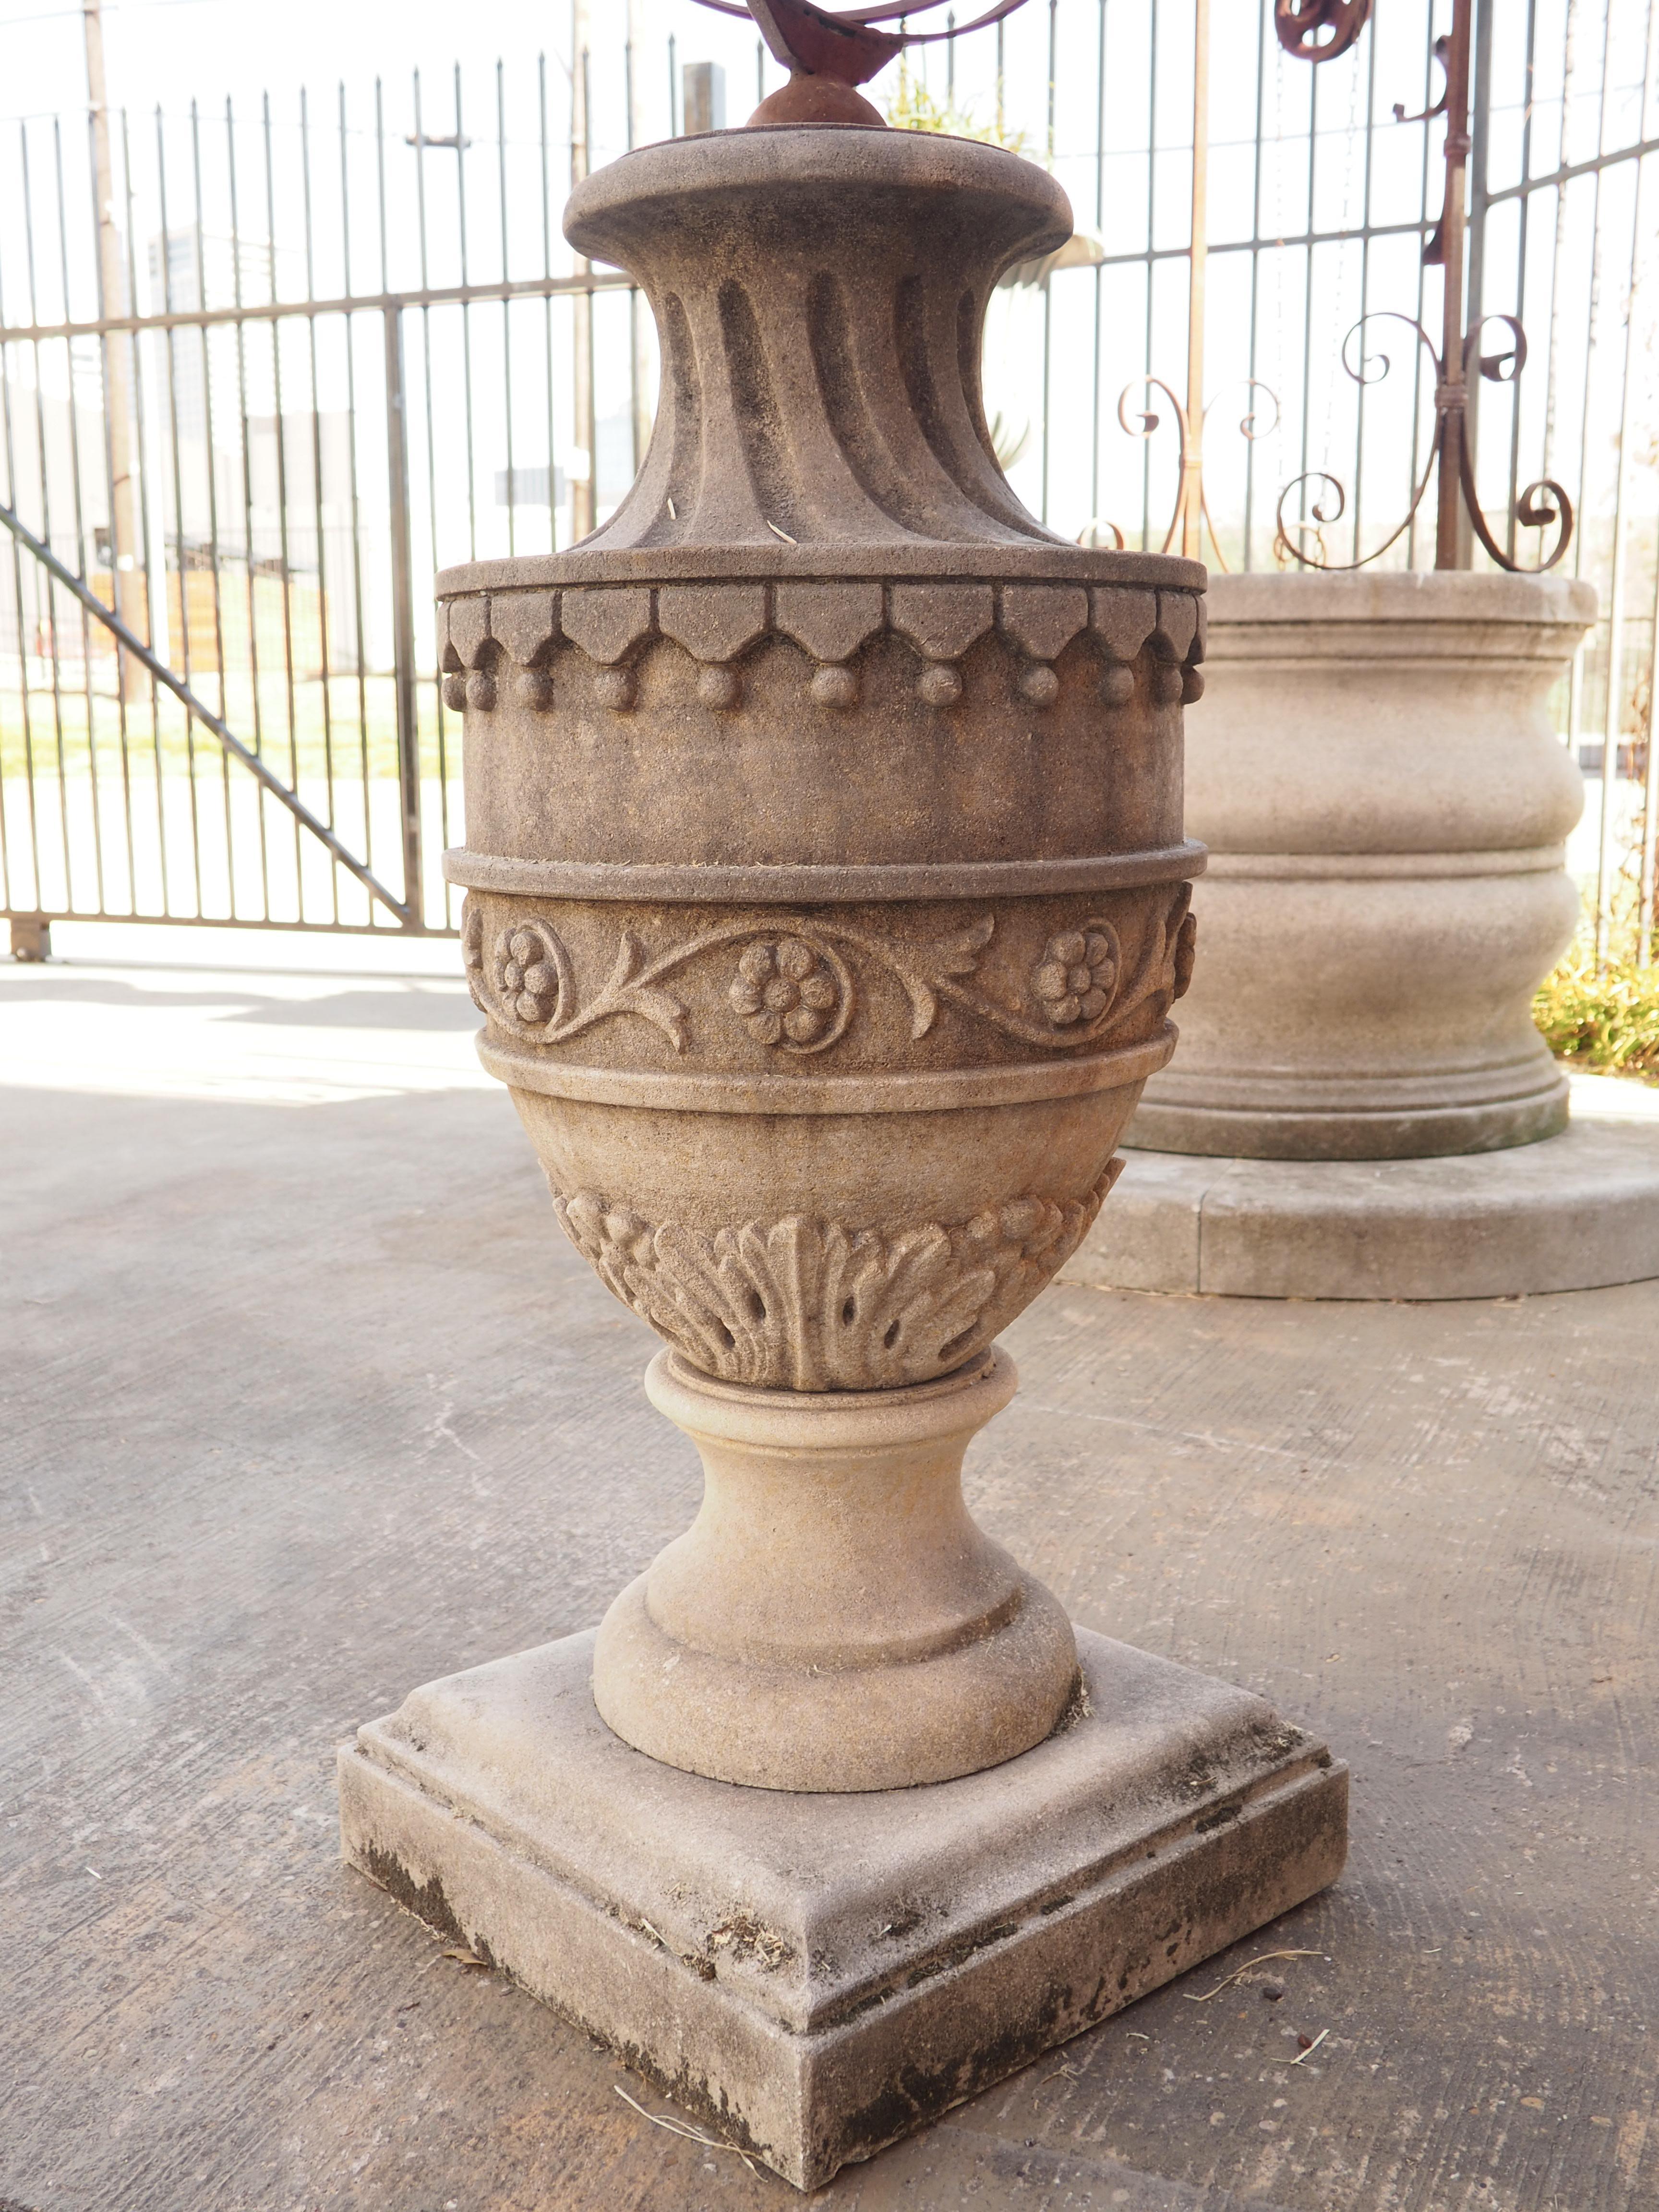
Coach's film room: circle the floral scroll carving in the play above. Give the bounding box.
[463,891,1192,1061]
[552,1164,1124,1390]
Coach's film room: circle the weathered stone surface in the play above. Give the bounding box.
[590,1350,1081,1790]
[417,123,1214,1801]
[1155,589,1198,661]
[1090,584,1159,663]
[889,582,996,661]
[558,584,655,663]
[1130,569,1595,1160]
[340,1626,1346,2191]
[489,588,561,667]
[657,582,770,663]
[445,592,491,669]
[999,582,1089,661]
[773,579,887,663]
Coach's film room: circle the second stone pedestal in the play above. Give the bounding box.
[1130,570,1592,1162]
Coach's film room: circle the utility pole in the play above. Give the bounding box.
[83,0,148,697]
[570,0,595,541]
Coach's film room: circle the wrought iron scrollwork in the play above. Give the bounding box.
[1276,0,1574,575]
[1274,309,1571,574]
[1093,376,1280,569]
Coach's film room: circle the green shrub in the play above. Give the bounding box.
[1534,945,1659,1080]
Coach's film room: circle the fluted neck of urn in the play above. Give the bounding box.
[563,127,1073,557]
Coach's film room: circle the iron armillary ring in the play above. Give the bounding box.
[692,0,1032,91]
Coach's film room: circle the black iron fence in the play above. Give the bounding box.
[1,0,1655,948]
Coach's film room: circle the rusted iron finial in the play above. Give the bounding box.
[692,0,1031,127]
[1272,0,1373,64]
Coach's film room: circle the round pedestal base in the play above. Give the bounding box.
[1068,1086,1659,1301]
[591,1347,1080,1792]
[594,1563,1079,1794]
[1129,1058,1570,1161]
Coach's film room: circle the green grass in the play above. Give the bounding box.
[0,674,456,786]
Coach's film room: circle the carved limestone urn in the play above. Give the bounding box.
[438,125,1203,1792]
[341,118,1346,2192]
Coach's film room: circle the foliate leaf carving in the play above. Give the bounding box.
[552,1164,1124,1390]
[462,893,1190,1059]
[462,898,688,1051]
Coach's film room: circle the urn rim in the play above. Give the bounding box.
[564,122,1072,266]
[434,545,1210,594]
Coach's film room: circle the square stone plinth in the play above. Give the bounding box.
[338,1629,1346,2190]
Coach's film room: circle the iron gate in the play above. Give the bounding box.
[2,1,1656,948]
[0,60,635,941]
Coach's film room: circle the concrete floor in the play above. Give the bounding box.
[1,936,1656,2212]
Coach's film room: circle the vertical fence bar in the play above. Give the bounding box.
[300,86,340,922]
[1640,528,1659,964]
[84,100,135,906]
[227,94,274,920]
[21,124,76,911]
[384,301,421,925]
[453,66,479,565]
[1593,0,1656,967]
[498,60,516,560]
[1182,0,1207,562]
[1088,0,1106,535]
[121,103,169,915]
[539,54,558,559]
[52,117,107,912]
[1504,0,1542,564]
[570,6,594,541]
[0,205,45,907]
[338,81,375,910]
[1242,0,1267,570]
[189,101,236,906]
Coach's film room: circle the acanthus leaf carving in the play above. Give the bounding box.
[552,1162,1124,1390]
